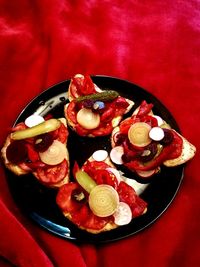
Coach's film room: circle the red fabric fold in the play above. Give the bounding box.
[0,0,200,266]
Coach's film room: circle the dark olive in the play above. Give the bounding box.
[161,129,174,145]
[138,142,158,162]
[6,140,28,164]
[34,133,54,152]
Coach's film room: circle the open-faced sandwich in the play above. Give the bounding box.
[110,100,196,178]
[1,116,70,188]
[64,74,134,137]
[56,150,147,234]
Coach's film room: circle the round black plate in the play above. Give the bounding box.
[6,76,184,243]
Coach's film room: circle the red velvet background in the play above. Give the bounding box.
[0,1,199,266]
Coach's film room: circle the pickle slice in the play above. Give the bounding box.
[11,119,61,140]
[75,170,97,193]
[76,90,119,103]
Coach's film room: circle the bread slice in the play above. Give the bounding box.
[111,105,196,170]
[58,153,147,234]
[1,118,70,188]
[163,132,196,167]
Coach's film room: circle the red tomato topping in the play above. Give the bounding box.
[131,196,147,217]
[90,122,113,136]
[71,75,96,96]
[36,159,68,184]
[93,169,118,189]
[117,181,136,207]
[166,130,183,160]
[56,182,84,213]
[66,101,77,124]
[26,143,40,162]
[54,123,69,143]
[137,100,154,117]
[82,160,110,178]
[71,204,109,230]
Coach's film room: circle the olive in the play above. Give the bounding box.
[161,129,174,145]
[34,133,54,152]
[6,140,28,164]
[138,142,158,162]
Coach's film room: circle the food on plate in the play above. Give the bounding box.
[111,100,196,178]
[56,151,147,234]
[64,74,134,137]
[1,117,70,187]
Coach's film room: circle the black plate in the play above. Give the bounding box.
[6,76,184,243]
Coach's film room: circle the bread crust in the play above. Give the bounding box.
[1,118,70,188]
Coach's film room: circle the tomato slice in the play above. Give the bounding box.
[100,105,115,123]
[26,143,40,162]
[71,75,96,96]
[91,122,113,136]
[119,117,140,134]
[166,130,183,159]
[131,196,147,217]
[82,160,110,178]
[65,101,77,124]
[137,100,153,117]
[56,182,84,212]
[117,181,136,207]
[36,159,68,184]
[93,169,118,189]
[72,204,109,230]
[55,123,69,143]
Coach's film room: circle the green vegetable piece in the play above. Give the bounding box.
[76,90,119,103]
[75,170,97,193]
[11,119,61,140]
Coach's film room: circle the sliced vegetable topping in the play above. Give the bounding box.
[25,114,45,128]
[39,140,67,165]
[113,202,132,225]
[76,90,119,103]
[76,108,100,129]
[128,122,151,147]
[149,127,164,141]
[92,150,108,161]
[89,184,119,217]
[75,170,97,193]
[6,140,28,164]
[11,119,61,140]
[34,133,54,152]
[110,146,124,165]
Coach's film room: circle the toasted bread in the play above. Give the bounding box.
[1,118,70,188]
[57,153,147,234]
[163,132,196,167]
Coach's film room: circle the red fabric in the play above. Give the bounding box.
[0,1,199,266]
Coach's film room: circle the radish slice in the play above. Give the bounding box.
[110,146,124,165]
[92,150,108,161]
[149,127,164,141]
[25,114,44,128]
[106,167,122,184]
[77,108,100,129]
[153,115,163,126]
[128,122,151,147]
[136,169,158,178]
[113,202,132,225]
[39,140,67,165]
[89,185,119,217]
